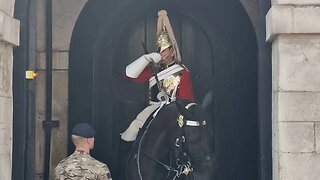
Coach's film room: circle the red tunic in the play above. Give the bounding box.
[128,65,195,102]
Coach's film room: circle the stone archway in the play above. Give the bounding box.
[69,0,259,179]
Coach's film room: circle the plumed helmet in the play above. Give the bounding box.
[156,10,181,62]
[156,25,173,53]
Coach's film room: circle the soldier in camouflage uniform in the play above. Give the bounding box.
[55,123,112,180]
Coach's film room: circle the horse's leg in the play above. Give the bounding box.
[125,143,141,180]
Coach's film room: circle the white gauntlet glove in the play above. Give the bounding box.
[126,52,161,78]
[144,52,161,63]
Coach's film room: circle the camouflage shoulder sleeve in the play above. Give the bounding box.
[97,163,112,180]
[54,159,66,180]
[54,165,59,180]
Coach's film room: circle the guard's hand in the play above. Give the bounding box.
[144,52,161,63]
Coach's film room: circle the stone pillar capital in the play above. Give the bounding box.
[0,11,20,46]
[266,5,320,42]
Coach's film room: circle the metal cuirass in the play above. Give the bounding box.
[148,64,184,104]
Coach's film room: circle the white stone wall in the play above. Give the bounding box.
[35,0,87,179]
[267,2,320,180]
[0,0,19,180]
[0,44,13,180]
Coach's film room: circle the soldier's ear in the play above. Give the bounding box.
[86,137,93,143]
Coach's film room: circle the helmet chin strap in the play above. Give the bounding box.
[161,54,176,68]
[166,59,176,68]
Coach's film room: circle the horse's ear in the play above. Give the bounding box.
[175,99,191,107]
[175,100,194,118]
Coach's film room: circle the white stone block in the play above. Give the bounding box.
[0,123,12,155]
[0,11,20,46]
[0,96,12,180]
[53,52,69,69]
[0,97,12,155]
[0,154,12,180]
[278,122,314,152]
[52,71,68,118]
[35,70,46,115]
[0,13,3,37]
[266,6,293,41]
[272,120,280,152]
[0,44,13,97]
[273,35,320,91]
[36,52,45,69]
[53,0,88,50]
[0,97,5,127]
[278,92,320,122]
[315,123,320,152]
[272,38,280,92]
[278,153,320,180]
[0,0,15,16]
[273,0,320,5]
[272,91,280,152]
[37,51,69,70]
[294,7,320,33]
[36,0,46,51]
[272,151,279,180]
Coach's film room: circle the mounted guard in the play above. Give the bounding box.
[121,10,195,142]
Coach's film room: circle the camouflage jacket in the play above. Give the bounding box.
[55,150,111,180]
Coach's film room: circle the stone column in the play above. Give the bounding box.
[267,1,320,180]
[0,1,20,180]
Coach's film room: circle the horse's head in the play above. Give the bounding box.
[174,100,216,180]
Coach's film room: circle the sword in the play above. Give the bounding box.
[141,41,163,93]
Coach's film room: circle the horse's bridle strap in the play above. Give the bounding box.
[185,120,206,126]
[185,102,197,109]
[192,154,214,162]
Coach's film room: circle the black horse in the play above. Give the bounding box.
[125,100,216,180]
